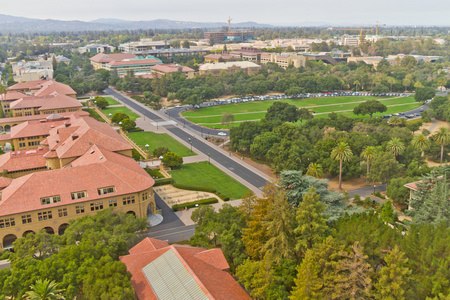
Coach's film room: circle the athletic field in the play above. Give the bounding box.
[181,96,420,129]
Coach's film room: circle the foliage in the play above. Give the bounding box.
[386,176,415,206]
[93,96,108,109]
[172,198,218,211]
[380,200,396,224]
[152,146,169,158]
[221,113,235,129]
[111,112,129,123]
[120,118,136,131]
[353,100,387,118]
[161,152,183,169]
[24,279,65,300]
[369,151,404,184]
[266,102,299,123]
[414,87,436,103]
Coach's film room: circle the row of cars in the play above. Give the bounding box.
[382,109,423,120]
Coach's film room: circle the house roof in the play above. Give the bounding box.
[8,79,48,91]
[0,177,13,190]
[204,54,233,60]
[199,61,261,71]
[43,116,132,159]
[120,238,251,300]
[0,147,48,172]
[150,64,194,74]
[0,110,88,126]
[107,59,162,66]
[10,117,70,139]
[0,91,27,101]
[90,53,135,63]
[9,93,82,111]
[8,80,76,96]
[0,145,154,217]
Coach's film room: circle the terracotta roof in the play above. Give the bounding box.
[44,116,132,159]
[9,117,71,139]
[10,93,82,111]
[120,238,250,300]
[90,53,135,63]
[0,177,13,190]
[129,237,169,255]
[0,110,88,125]
[107,59,162,66]
[0,91,27,101]
[204,54,233,60]
[0,134,11,142]
[0,145,154,217]
[8,80,48,91]
[150,64,194,74]
[0,147,48,172]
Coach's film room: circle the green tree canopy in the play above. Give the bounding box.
[353,100,387,118]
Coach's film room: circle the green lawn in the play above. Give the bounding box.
[182,96,421,129]
[169,161,250,200]
[102,107,140,120]
[105,97,120,105]
[127,131,195,157]
[83,108,106,122]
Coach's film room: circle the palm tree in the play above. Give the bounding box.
[353,80,360,92]
[361,146,376,183]
[331,142,353,190]
[387,77,396,93]
[306,163,323,178]
[387,138,405,159]
[433,127,450,166]
[24,279,65,300]
[411,134,430,157]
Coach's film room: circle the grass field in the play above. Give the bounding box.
[181,96,421,129]
[102,107,140,120]
[127,132,195,157]
[169,162,250,200]
[105,97,120,105]
[83,108,106,122]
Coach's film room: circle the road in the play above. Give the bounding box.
[105,87,269,190]
[148,225,196,244]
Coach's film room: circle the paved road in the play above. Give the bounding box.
[105,87,269,190]
[348,184,387,203]
[148,224,196,244]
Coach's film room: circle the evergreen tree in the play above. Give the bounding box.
[375,246,411,300]
[294,187,328,255]
[380,200,396,224]
[290,249,323,300]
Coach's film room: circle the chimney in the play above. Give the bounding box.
[72,133,78,140]
[65,122,71,127]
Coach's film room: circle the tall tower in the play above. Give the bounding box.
[228,17,232,33]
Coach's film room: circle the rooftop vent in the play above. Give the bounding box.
[65,122,71,127]
[99,156,103,160]
[71,133,78,140]
[90,150,95,154]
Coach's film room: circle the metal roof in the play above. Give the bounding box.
[142,249,209,300]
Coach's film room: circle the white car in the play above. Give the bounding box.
[218,132,227,136]
[175,105,182,108]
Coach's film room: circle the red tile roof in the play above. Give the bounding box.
[107,59,162,66]
[0,147,48,172]
[150,64,194,74]
[0,145,154,217]
[90,53,135,63]
[8,80,76,96]
[0,91,27,101]
[10,93,82,111]
[0,177,13,190]
[43,116,132,159]
[0,111,88,126]
[120,238,251,300]
[8,80,48,91]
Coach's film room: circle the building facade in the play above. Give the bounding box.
[198,61,261,77]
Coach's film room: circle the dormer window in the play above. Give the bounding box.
[97,186,116,196]
[41,195,61,205]
[71,191,87,200]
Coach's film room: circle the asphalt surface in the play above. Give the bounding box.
[148,224,196,244]
[105,87,269,190]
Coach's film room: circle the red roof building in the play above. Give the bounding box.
[150,64,195,79]
[120,238,251,300]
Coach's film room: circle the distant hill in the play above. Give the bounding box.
[0,14,273,33]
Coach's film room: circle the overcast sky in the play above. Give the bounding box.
[2,0,449,26]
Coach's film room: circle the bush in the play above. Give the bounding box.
[217,193,230,201]
[363,197,373,206]
[153,147,170,158]
[353,194,362,204]
[162,152,183,169]
[131,149,143,161]
[372,192,386,199]
[145,168,165,179]
[172,198,218,211]
[172,183,216,193]
[94,96,108,109]
[153,178,174,186]
[111,112,129,123]
[121,118,136,131]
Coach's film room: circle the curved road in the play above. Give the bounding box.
[105,87,269,190]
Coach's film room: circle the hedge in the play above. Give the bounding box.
[217,193,230,201]
[154,178,174,186]
[172,183,216,194]
[172,198,218,211]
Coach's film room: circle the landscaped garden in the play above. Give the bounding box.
[105,96,120,105]
[102,107,140,120]
[181,96,421,129]
[127,132,195,157]
[169,161,250,200]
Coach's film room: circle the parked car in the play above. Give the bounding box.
[218,132,227,136]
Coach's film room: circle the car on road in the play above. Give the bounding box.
[218,132,227,136]
[175,105,182,108]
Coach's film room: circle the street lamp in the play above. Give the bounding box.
[145,144,149,152]
[208,153,210,164]
[188,138,192,153]
[109,113,112,120]
[373,185,376,194]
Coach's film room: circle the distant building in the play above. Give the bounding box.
[340,35,360,47]
[260,53,307,69]
[9,93,82,117]
[205,31,254,44]
[77,44,115,54]
[11,60,54,82]
[204,54,233,63]
[347,56,388,69]
[129,48,210,59]
[199,61,261,77]
[89,53,136,70]
[150,64,195,79]
[90,53,163,75]
[230,47,263,62]
[120,237,251,300]
[387,54,443,63]
[119,39,167,52]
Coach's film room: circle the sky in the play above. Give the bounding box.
[1,0,450,26]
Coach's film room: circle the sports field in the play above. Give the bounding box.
[181,96,421,129]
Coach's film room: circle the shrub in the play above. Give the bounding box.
[353,194,362,204]
[153,147,170,158]
[94,96,108,109]
[145,168,165,179]
[172,183,216,193]
[372,192,386,199]
[131,149,142,161]
[121,118,136,132]
[363,197,373,206]
[172,198,218,211]
[162,152,183,169]
[153,178,174,186]
[111,112,129,123]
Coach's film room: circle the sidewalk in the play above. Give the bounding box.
[175,199,243,226]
